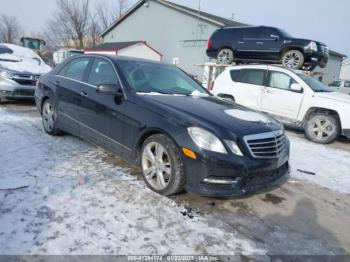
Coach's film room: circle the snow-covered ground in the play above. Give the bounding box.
[0,105,349,255]
[0,107,264,255]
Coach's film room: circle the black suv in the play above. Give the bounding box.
[206,26,329,70]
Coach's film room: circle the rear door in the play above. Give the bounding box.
[231,68,266,110]
[261,70,304,120]
[55,57,90,135]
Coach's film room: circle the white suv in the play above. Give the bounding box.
[211,65,350,144]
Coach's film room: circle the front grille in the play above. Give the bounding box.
[13,89,35,96]
[244,130,286,159]
[12,74,40,86]
[320,45,329,54]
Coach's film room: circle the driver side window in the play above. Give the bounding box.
[268,71,296,90]
[87,58,118,87]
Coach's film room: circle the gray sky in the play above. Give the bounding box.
[1,0,349,59]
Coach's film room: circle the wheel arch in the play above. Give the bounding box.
[302,107,342,129]
[281,47,304,57]
[133,127,180,163]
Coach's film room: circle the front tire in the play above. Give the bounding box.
[305,113,339,144]
[140,134,185,196]
[41,99,63,136]
[282,50,304,69]
[217,48,234,65]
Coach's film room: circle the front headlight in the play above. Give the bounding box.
[187,127,227,154]
[0,69,16,79]
[224,140,243,156]
[305,41,318,52]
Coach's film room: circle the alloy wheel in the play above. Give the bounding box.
[42,101,55,132]
[217,49,232,64]
[283,51,302,69]
[309,116,335,142]
[141,142,171,191]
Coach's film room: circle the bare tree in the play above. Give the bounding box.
[45,0,91,49]
[88,14,102,48]
[0,14,21,43]
[95,0,128,31]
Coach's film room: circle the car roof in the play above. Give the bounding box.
[225,64,307,75]
[75,53,164,65]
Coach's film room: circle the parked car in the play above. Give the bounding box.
[206,26,329,70]
[35,55,290,197]
[328,79,350,95]
[53,48,84,65]
[211,65,350,144]
[0,43,51,102]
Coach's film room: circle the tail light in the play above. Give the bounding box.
[210,80,215,91]
[207,38,212,49]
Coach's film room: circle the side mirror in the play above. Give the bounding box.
[270,34,279,40]
[96,84,124,104]
[96,84,120,95]
[290,83,303,93]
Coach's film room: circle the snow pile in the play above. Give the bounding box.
[288,134,350,194]
[0,107,264,255]
[0,43,51,74]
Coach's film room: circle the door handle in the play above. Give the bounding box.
[256,41,263,44]
[80,90,88,97]
[265,89,273,94]
[238,41,245,44]
[54,81,60,86]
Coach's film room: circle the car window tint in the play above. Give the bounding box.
[230,70,240,82]
[269,71,295,90]
[344,81,350,88]
[329,81,341,87]
[242,28,259,39]
[260,28,279,39]
[88,58,118,86]
[240,69,265,86]
[64,58,90,81]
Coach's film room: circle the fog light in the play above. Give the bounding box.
[203,177,240,185]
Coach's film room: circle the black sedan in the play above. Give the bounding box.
[35,55,290,197]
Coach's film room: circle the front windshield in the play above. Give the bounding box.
[298,74,333,92]
[117,60,209,96]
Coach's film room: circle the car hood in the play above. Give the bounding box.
[315,92,350,104]
[286,38,326,46]
[139,94,282,137]
[0,44,51,75]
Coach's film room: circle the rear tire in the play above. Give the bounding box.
[282,50,304,69]
[140,134,185,196]
[41,99,63,136]
[305,113,339,144]
[217,48,234,65]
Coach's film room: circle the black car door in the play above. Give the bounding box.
[55,57,90,136]
[256,28,283,60]
[236,28,261,59]
[80,57,131,157]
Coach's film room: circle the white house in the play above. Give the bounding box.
[340,62,350,80]
[84,41,163,61]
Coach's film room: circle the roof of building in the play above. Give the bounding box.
[101,0,247,37]
[86,41,142,51]
[329,50,347,58]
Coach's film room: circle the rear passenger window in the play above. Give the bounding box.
[63,58,90,81]
[87,58,118,86]
[240,69,265,86]
[230,70,241,82]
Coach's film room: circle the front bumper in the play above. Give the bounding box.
[304,51,329,68]
[184,142,290,197]
[0,77,36,99]
[342,129,350,139]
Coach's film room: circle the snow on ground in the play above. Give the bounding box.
[288,134,350,194]
[0,107,264,255]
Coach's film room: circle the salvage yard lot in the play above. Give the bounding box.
[0,101,350,256]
